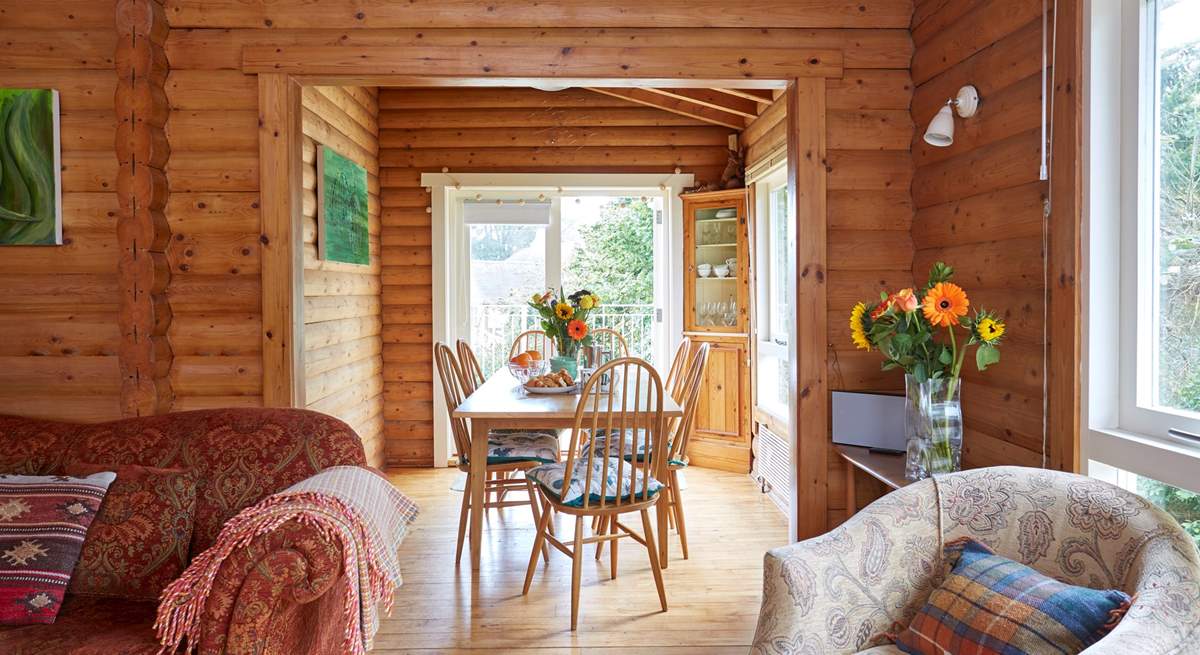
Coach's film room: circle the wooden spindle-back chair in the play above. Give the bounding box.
[658,341,710,563]
[455,339,486,394]
[522,357,668,630]
[587,327,629,360]
[508,329,555,360]
[663,337,692,403]
[434,342,553,564]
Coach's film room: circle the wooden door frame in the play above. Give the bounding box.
[252,59,830,542]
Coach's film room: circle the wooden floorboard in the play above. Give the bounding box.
[380,467,787,653]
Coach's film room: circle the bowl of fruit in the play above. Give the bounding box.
[507,350,549,384]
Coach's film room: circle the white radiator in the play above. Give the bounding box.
[753,424,791,516]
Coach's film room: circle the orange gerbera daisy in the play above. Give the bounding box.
[567,319,588,341]
[922,282,969,327]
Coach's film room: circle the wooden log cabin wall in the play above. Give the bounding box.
[301,86,385,467]
[909,0,1053,471]
[741,63,916,526]
[377,87,734,466]
[0,0,1082,534]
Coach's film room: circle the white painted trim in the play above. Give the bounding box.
[422,172,694,466]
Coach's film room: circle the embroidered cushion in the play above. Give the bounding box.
[64,463,197,600]
[527,453,662,508]
[0,471,115,625]
[588,429,686,466]
[892,538,1131,655]
[466,431,559,465]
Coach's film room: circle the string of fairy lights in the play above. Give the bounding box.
[422,166,687,214]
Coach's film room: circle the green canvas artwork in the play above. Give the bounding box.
[317,145,369,265]
[0,89,61,246]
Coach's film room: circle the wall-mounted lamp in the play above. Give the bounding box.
[923,85,980,147]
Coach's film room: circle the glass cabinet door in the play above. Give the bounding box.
[685,193,746,333]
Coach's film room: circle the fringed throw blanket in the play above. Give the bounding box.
[154,466,419,655]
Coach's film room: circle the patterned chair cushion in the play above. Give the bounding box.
[892,538,1131,655]
[0,472,115,625]
[468,431,559,465]
[64,463,197,600]
[587,429,685,467]
[527,453,662,508]
[0,595,160,654]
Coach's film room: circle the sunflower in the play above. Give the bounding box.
[922,282,969,327]
[567,319,588,341]
[554,302,574,320]
[976,316,1006,343]
[849,302,871,351]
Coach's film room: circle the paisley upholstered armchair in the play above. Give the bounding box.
[751,466,1200,655]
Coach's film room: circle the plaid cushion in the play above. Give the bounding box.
[893,538,1131,655]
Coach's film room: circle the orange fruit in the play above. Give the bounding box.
[510,352,533,367]
[525,350,543,361]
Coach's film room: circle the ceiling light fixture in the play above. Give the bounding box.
[923,85,980,148]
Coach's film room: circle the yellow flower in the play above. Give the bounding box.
[977,317,1005,343]
[590,294,601,308]
[850,302,871,351]
[579,295,595,310]
[530,293,545,304]
[554,302,574,320]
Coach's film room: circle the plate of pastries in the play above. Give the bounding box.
[522,369,580,394]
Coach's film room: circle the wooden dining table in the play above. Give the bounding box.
[453,368,684,574]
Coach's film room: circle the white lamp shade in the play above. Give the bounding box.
[924,104,955,147]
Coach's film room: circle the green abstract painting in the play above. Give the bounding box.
[317,145,369,265]
[0,89,61,246]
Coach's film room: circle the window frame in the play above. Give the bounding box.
[753,163,791,421]
[1085,0,1200,493]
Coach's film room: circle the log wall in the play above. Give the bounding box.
[0,1,123,422]
[378,87,736,466]
[743,64,916,526]
[301,86,385,466]
[910,0,1049,470]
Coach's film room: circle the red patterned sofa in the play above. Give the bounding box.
[0,408,372,655]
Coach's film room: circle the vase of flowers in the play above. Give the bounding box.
[849,263,1008,480]
[528,288,601,379]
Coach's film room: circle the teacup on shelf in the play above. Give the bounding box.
[714,265,730,278]
[697,264,712,278]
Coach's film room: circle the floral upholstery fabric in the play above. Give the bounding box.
[0,409,370,655]
[64,463,197,600]
[475,430,559,464]
[587,429,685,467]
[0,596,160,654]
[527,452,662,507]
[751,466,1200,655]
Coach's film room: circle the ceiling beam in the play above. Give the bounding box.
[242,45,844,80]
[713,88,776,104]
[641,88,760,118]
[583,87,744,129]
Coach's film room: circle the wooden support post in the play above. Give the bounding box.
[258,73,305,407]
[1048,0,1083,473]
[115,0,172,416]
[788,78,829,540]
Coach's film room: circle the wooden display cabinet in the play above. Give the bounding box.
[681,188,752,473]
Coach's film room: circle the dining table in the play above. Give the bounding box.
[453,368,684,575]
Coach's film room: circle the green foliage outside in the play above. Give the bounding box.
[0,89,57,245]
[1137,476,1200,549]
[562,199,654,305]
[471,224,536,262]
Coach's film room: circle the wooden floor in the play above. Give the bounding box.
[377,467,787,654]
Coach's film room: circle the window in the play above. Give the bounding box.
[1086,0,1200,506]
[754,165,791,420]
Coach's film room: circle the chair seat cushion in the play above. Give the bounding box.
[587,429,686,467]
[527,453,662,508]
[891,538,1131,655]
[0,595,159,654]
[469,431,559,465]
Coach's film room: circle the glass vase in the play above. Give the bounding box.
[550,340,579,379]
[904,374,963,481]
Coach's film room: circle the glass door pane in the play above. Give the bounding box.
[693,204,740,329]
[468,223,546,375]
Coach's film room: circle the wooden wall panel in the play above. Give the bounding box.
[379,87,735,466]
[0,2,123,422]
[742,61,914,530]
[910,0,1050,470]
[301,85,384,466]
